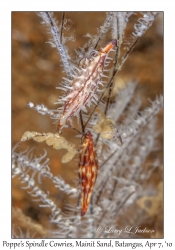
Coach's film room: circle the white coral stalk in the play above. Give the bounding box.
[132,12,159,37]
[38,12,73,79]
[12,149,78,197]
[27,102,57,117]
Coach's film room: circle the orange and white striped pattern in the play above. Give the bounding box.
[78,131,98,216]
